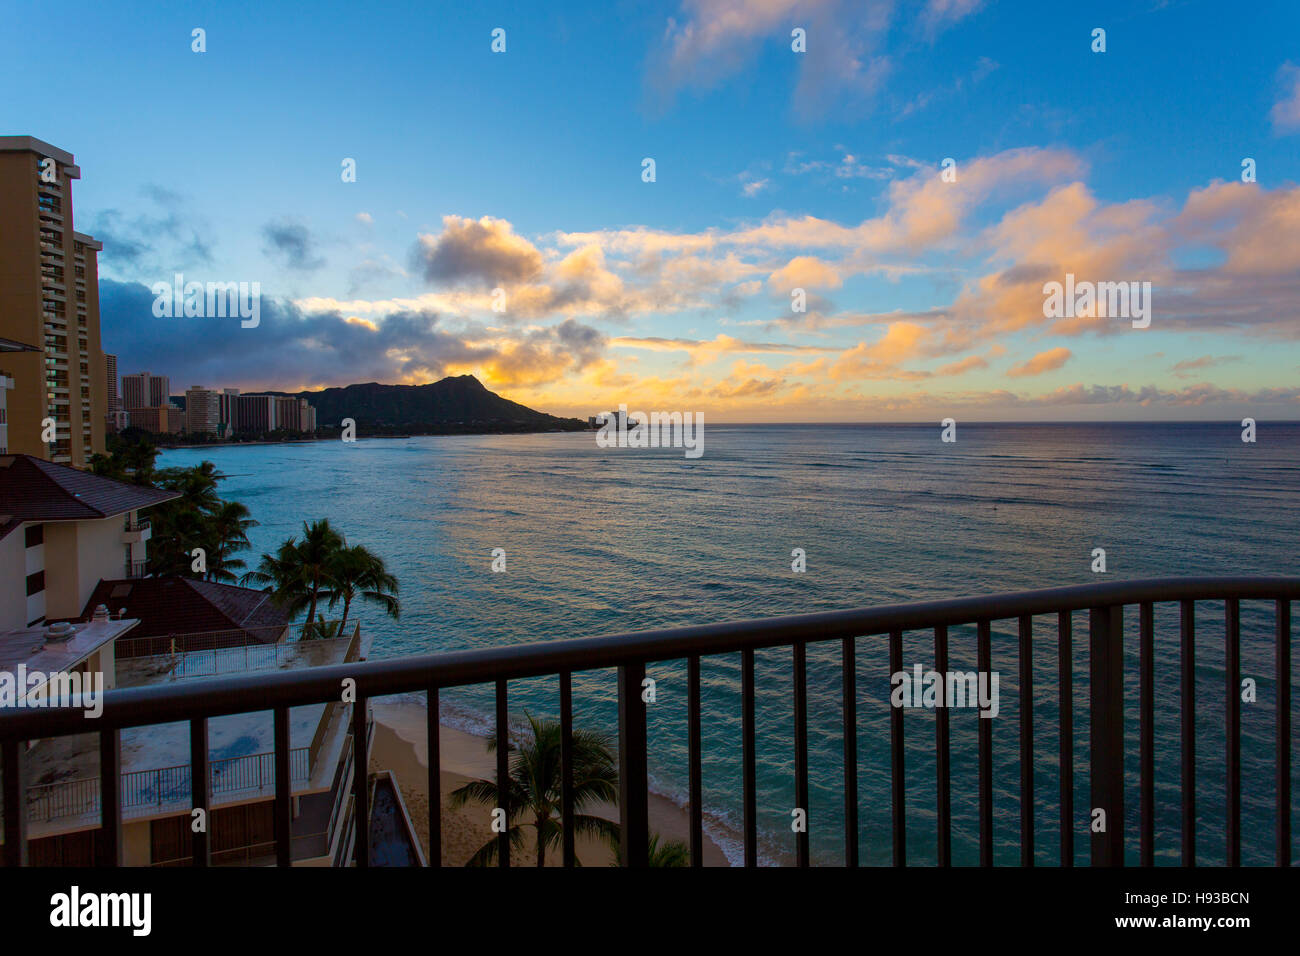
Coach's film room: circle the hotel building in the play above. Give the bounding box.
[0,455,366,866]
[0,137,107,467]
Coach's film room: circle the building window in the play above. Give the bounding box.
[26,570,45,597]
[24,524,43,548]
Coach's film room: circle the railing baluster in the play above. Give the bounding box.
[1018,614,1034,866]
[934,625,950,867]
[191,718,210,867]
[841,636,859,868]
[353,693,369,868]
[427,687,441,868]
[1139,602,1154,866]
[1180,599,1196,866]
[2,740,28,866]
[889,628,905,866]
[617,662,649,868]
[742,647,757,867]
[495,679,509,868]
[274,706,292,867]
[1225,598,1240,866]
[688,655,703,867]
[1089,605,1124,866]
[559,672,575,868]
[793,641,809,868]
[1277,599,1291,868]
[977,620,992,866]
[1058,611,1073,867]
[98,728,122,866]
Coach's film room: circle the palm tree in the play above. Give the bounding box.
[241,519,344,638]
[204,501,259,583]
[450,714,620,866]
[324,544,399,632]
[614,832,691,867]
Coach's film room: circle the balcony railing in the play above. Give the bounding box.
[24,748,310,824]
[0,577,1295,867]
[123,560,148,579]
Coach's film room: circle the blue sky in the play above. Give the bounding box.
[3,0,1298,420]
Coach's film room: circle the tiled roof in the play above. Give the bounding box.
[78,576,289,640]
[0,454,179,529]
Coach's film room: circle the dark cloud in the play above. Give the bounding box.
[88,193,215,276]
[261,220,325,272]
[98,280,606,391]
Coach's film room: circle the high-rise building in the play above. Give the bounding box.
[237,393,277,433]
[273,395,301,432]
[121,371,169,410]
[127,405,183,434]
[184,386,220,434]
[0,338,40,455]
[104,352,127,433]
[218,388,240,436]
[0,137,106,466]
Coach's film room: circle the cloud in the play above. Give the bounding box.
[262,220,325,272]
[919,0,983,36]
[1270,62,1300,132]
[647,0,894,116]
[98,279,607,393]
[767,255,842,290]
[1007,347,1072,377]
[412,215,544,287]
[87,186,215,278]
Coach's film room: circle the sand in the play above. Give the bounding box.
[367,701,731,867]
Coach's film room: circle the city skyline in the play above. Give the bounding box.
[3,1,1299,422]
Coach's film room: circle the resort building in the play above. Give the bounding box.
[0,137,107,467]
[126,405,183,435]
[120,372,169,411]
[0,455,368,866]
[184,386,220,435]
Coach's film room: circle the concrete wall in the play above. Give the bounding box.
[0,528,27,630]
[43,516,126,620]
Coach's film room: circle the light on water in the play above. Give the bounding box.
[161,422,1300,865]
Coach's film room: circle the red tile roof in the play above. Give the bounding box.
[78,576,289,640]
[0,454,179,533]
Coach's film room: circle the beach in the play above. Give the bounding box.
[368,698,732,867]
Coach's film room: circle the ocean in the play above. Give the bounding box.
[159,422,1300,866]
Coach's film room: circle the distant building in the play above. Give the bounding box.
[218,388,240,436]
[274,395,301,432]
[184,385,220,434]
[0,137,108,466]
[121,371,169,410]
[127,405,183,434]
[104,352,127,433]
[237,393,277,433]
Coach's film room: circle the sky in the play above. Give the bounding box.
[3,0,1299,421]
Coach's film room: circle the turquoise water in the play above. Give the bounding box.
[160,422,1300,865]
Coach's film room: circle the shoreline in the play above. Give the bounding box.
[368,698,734,867]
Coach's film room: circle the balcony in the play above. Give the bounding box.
[123,560,148,579]
[0,577,1295,868]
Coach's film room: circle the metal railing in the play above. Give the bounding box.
[24,748,311,824]
[123,560,148,579]
[0,577,1294,867]
[122,634,356,681]
[115,623,296,659]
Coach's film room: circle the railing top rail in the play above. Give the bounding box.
[3,575,1297,739]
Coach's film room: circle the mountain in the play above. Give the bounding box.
[270,375,586,433]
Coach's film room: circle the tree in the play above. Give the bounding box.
[241,519,344,638]
[203,500,259,583]
[613,832,691,867]
[324,544,399,632]
[449,714,620,867]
